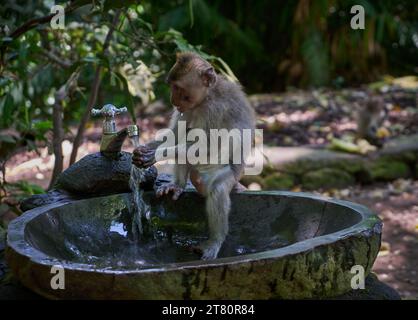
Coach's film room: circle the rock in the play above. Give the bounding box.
[248,182,262,190]
[20,152,158,212]
[20,173,190,212]
[153,173,194,190]
[55,152,157,195]
[381,134,418,155]
[264,146,361,175]
[332,274,401,300]
[20,189,75,212]
[368,158,410,181]
[263,173,295,190]
[240,175,265,188]
[302,168,355,190]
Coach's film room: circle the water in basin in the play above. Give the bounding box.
[9,191,381,299]
[23,192,361,270]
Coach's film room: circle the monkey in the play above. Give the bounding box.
[132,52,255,260]
[355,94,386,147]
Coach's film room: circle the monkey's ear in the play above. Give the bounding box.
[201,67,217,87]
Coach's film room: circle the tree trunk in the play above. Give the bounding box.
[48,70,79,189]
[49,100,64,189]
[69,10,121,165]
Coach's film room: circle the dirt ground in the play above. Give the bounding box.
[343,181,418,300]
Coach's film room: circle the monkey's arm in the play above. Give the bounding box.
[133,141,194,168]
[133,111,184,167]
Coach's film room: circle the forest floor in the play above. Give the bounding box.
[2,85,417,299]
[331,181,418,299]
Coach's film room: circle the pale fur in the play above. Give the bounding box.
[167,75,255,259]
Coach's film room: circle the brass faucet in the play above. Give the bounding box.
[91,104,139,159]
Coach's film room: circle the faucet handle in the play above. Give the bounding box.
[91,104,127,119]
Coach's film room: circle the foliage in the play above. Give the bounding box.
[148,0,417,90]
[0,0,219,201]
[0,0,416,196]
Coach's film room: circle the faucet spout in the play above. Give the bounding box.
[100,128,128,158]
[91,104,139,159]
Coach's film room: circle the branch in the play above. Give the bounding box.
[39,48,73,69]
[9,1,85,40]
[69,10,122,165]
[49,70,80,189]
[0,1,86,73]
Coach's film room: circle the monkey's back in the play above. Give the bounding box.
[203,76,255,132]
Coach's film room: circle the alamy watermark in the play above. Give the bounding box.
[50,5,65,30]
[350,5,365,30]
[153,121,264,175]
[47,4,366,31]
[50,265,65,290]
[350,265,365,289]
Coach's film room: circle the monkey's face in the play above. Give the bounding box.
[166,55,217,112]
[169,72,208,112]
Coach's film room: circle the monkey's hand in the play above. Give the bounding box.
[132,145,156,168]
[156,183,183,201]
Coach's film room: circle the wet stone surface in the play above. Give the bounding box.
[7,191,387,299]
[1,190,401,300]
[54,151,157,196]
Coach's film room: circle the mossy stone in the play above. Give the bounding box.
[302,168,355,190]
[368,159,410,181]
[263,173,295,190]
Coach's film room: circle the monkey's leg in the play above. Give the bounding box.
[200,168,236,260]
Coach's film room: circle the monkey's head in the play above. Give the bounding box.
[166,52,217,112]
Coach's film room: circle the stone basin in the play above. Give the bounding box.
[6,191,381,299]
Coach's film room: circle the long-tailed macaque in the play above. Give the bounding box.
[356,95,386,146]
[132,52,255,260]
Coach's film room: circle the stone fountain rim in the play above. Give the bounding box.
[7,190,381,274]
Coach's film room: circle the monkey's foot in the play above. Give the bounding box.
[233,182,247,193]
[156,183,183,200]
[194,241,222,260]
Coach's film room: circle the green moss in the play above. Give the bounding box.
[260,164,278,177]
[302,168,355,190]
[284,160,315,175]
[368,159,410,181]
[150,216,205,233]
[263,173,295,190]
[335,159,367,174]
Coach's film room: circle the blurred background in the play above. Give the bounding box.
[0,0,417,299]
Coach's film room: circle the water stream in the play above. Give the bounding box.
[129,135,151,239]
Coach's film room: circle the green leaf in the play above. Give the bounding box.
[0,134,16,144]
[12,181,45,195]
[0,94,14,127]
[188,0,195,28]
[33,120,53,131]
